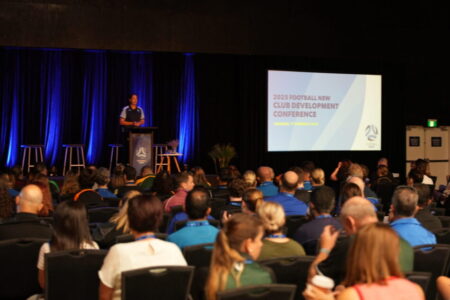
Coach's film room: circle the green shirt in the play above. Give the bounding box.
[225,261,273,290]
[258,239,306,260]
[399,237,414,272]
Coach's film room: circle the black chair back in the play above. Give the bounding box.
[430,207,445,216]
[88,207,119,223]
[0,238,47,300]
[438,216,450,228]
[405,271,432,295]
[413,244,450,300]
[259,256,314,300]
[122,265,194,300]
[285,215,308,238]
[175,219,220,231]
[183,243,214,268]
[217,284,296,300]
[432,228,450,244]
[45,249,107,300]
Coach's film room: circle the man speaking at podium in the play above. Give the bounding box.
[119,93,145,129]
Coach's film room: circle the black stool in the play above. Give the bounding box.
[108,144,123,171]
[62,144,86,175]
[21,144,44,174]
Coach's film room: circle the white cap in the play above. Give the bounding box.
[311,275,335,290]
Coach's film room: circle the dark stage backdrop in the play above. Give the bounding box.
[1,47,407,179]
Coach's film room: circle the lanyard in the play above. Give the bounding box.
[136,234,156,241]
[186,221,210,227]
[229,202,242,207]
[266,234,287,238]
[316,215,332,219]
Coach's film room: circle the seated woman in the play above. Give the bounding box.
[242,188,264,215]
[256,201,305,260]
[99,195,187,300]
[37,201,99,289]
[303,223,424,300]
[206,213,273,300]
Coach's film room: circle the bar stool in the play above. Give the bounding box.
[156,149,183,174]
[108,144,123,171]
[153,144,168,174]
[62,144,86,175]
[20,144,44,174]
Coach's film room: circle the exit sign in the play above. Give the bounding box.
[427,119,438,128]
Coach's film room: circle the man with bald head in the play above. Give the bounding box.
[265,170,307,216]
[0,184,52,240]
[308,196,413,284]
[256,166,278,197]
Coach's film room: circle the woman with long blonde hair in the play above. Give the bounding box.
[206,213,273,300]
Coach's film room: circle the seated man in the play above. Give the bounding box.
[414,183,442,232]
[390,186,436,247]
[135,165,155,192]
[163,172,195,213]
[220,178,249,217]
[308,197,413,285]
[168,187,219,249]
[0,184,52,240]
[74,168,103,206]
[211,168,233,200]
[256,166,278,197]
[265,171,308,216]
[117,166,142,198]
[294,186,342,255]
[95,167,118,199]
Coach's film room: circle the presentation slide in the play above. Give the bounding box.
[268,70,381,151]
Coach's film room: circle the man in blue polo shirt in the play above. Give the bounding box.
[265,171,308,216]
[168,187,219,249]
[390,186,436,247]
[256,166,278,197]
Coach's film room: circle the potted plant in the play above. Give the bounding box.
[208,144,237,173]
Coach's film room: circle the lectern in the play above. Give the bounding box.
[128,127,158,175]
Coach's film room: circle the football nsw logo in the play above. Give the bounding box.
[365,125,378,141]
[136,147,147,164]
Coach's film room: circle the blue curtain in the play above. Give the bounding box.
[129,53,154,126]
[177,54,199,164]
[81,52,108,165]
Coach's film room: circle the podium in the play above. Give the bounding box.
[128,127,158,175]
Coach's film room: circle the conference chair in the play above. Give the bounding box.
[0,238,47,299]
[432,228,450,244]
[88,206,119,223]
[183,243,214,300]
[259,255,315,300]
[285,215,308,238]
[122,266,194,300]
[413,244,450,300]
[405,271,432,296]
[438,216,450,228]
[45,249,107,300]
[217,284,297,300]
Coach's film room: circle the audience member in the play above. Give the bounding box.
[311,168,325,188]
[0,177,14,220]
[168,187,219,248]
[257,201,305,260]
[347,176,378,206]
[151,170,174,200]
[205,214,273,300]
[304,223,424,300]
[437,276,450,300]
[135,165,156,191]
[95,168,118,199]
[110,164,126,193]
[347,163,377,199]
[256,166,278,197]
[29,163,60,195]
[116,166,141,198]
[212,168,233,200]
[221,178,249,217]
[0,171,19,197]
[31,175,54,217]
[37,201,99,288]
[163,172,195,213]
[309,197,413,285]
[73,168,103,207]
[0,184,52,240]
[414,159,433,185]
[330,159,352,182]
[243,170,257,188]
[242,188,264,215]
[191,166,211,188]
[228,165,241,180]
[265,171,308,216]
[294,186,342,255]
[60,172,80,202]
[389,186,436,247]
[99,195,187,300]
[414,183,442,231]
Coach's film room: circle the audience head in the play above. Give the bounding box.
[257,201,285,235]
[207,213,264,299]
[310,186,335,215]
[151,170,174,195]
[257,166,275,183]
[378,157,389,167]
[31,174,53,217]
[300,161,315,173]
[281,171,299,193]
[16,184,44,214]
[124,166,137,182]
[341,182,363,204]
[377,165,389,178]
[50,200,93,251]
[414,183,431,208]
[0,177,14,219]
[340,196,377,234]
[95,167,111,186]
[61,174,80,195]
[242,188,264,214]
[227,178,249,199]
[191,166,210,187]
[243,170,257,187]
[415,159,428,174]
[347,176,365,197]
[218,168,233,184]
[140,165,153,177]
[343,222,402,286]
[289,167,305,186]
[127,195,162,234]
[391,186,418,218]
[111,164,126,189]
[174,172,195,192]
[311,168,325,186]
[185,186,211,220]
[78,168,97,189]
[110,190,142,233]
[228,165,241,179]
[348,163,364,179]
[407,169,423,185]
